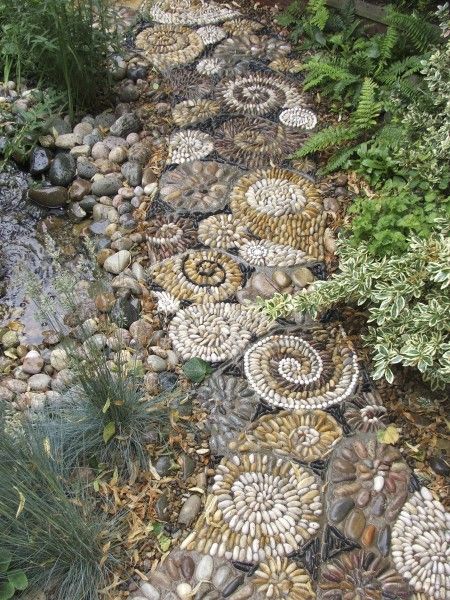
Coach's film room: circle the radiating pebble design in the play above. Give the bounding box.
[244,327,359,410]
[214,34,291,64]
[159,160,239,213]
[198,213,251,249]
[168,302,273,361]
[197,374,259,455]
[146,215,197,262]
[150,249,243,303]
[181,453,322,563]
[230,410,342,463]
[238,239,313,267]
[344,389,388,432]
[319,550,410,599]
[214,117,305,169]
[253,557,316,599]
[196,25,226,45]
[222,18,264,35]
[196,56,227,76]
[391,487,450,600]
[167,130,214,164]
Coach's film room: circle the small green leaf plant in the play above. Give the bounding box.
[0,550,28,600]
[182,357,213,383]
[261,233,450,389]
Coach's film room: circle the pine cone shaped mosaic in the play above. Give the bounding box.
[181,453,322,563]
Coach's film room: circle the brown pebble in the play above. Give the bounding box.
[355,489,371,508]
[361,524,376,546]
[180,555,195,580]
[165,557,180,579]
[344,509,366,539]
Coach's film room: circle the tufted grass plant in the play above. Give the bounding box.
[0,415,117,600]
[0,0,117,117]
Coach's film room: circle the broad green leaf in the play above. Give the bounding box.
[102,398,111,414]
[0,550,12,572]
[7,570,28,591]
[0,581,15,600]
[182,357,213,383]
[102,421,116,444]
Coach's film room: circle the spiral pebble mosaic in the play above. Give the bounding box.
[129,9,447,599]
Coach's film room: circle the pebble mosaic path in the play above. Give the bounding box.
[128,2,449,599]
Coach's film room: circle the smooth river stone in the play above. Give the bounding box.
[355,489,371,508]
[361,524,376,547]
[344,509,366,539]
[371,493,386,517]
[212,565,233,589]
[180,555,195,580]
[228,584,255,600]
[329,498,355,523]
[195,555,214,583]
[222,575,245,598]
[334,458,356,473]
[140,582,160,600]
[377,525,391,556]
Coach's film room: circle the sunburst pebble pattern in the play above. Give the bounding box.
[160,160,239,213]
[391,487,450,600]
[172,99,221,127]
[344,390,388,432]
[197,374,259,455]
[150,249,243,304]
[319,550,410,599]
[168,302,273,361]
[244,327,359,410]
[198,213,251,249]
[167,130,214,164]
[238,239,311,267]
[149,0,240,26]
[253,557,316,599]
[153,291,181,315]
[146,215,197,262]
[230,410,342,462]
[135,25,204,69]
[196,25,226,45]
[196,56,227,76]
[229,167,326,257]
[217,73,304,117]
[214,117,304,169]
[279,107,318,130]
[181,453,322,562]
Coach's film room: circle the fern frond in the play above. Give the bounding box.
[293,123,360,157]
[379,56,423,85]
[386,8,439,53]
[350,78,382,129]
[306,0,329,31]
[376,26,399,71]
[319,144,362,174]
[302,58,358,91]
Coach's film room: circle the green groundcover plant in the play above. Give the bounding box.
[0,550,27,600]
[262,233,450,390]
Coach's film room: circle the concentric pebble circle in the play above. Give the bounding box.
[181,453,322,563]
[391,487,450,600]
[244,330,359,409]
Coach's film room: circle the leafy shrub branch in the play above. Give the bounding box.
[261,234,450,389]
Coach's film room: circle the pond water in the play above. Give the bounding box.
[0,164,78,343]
